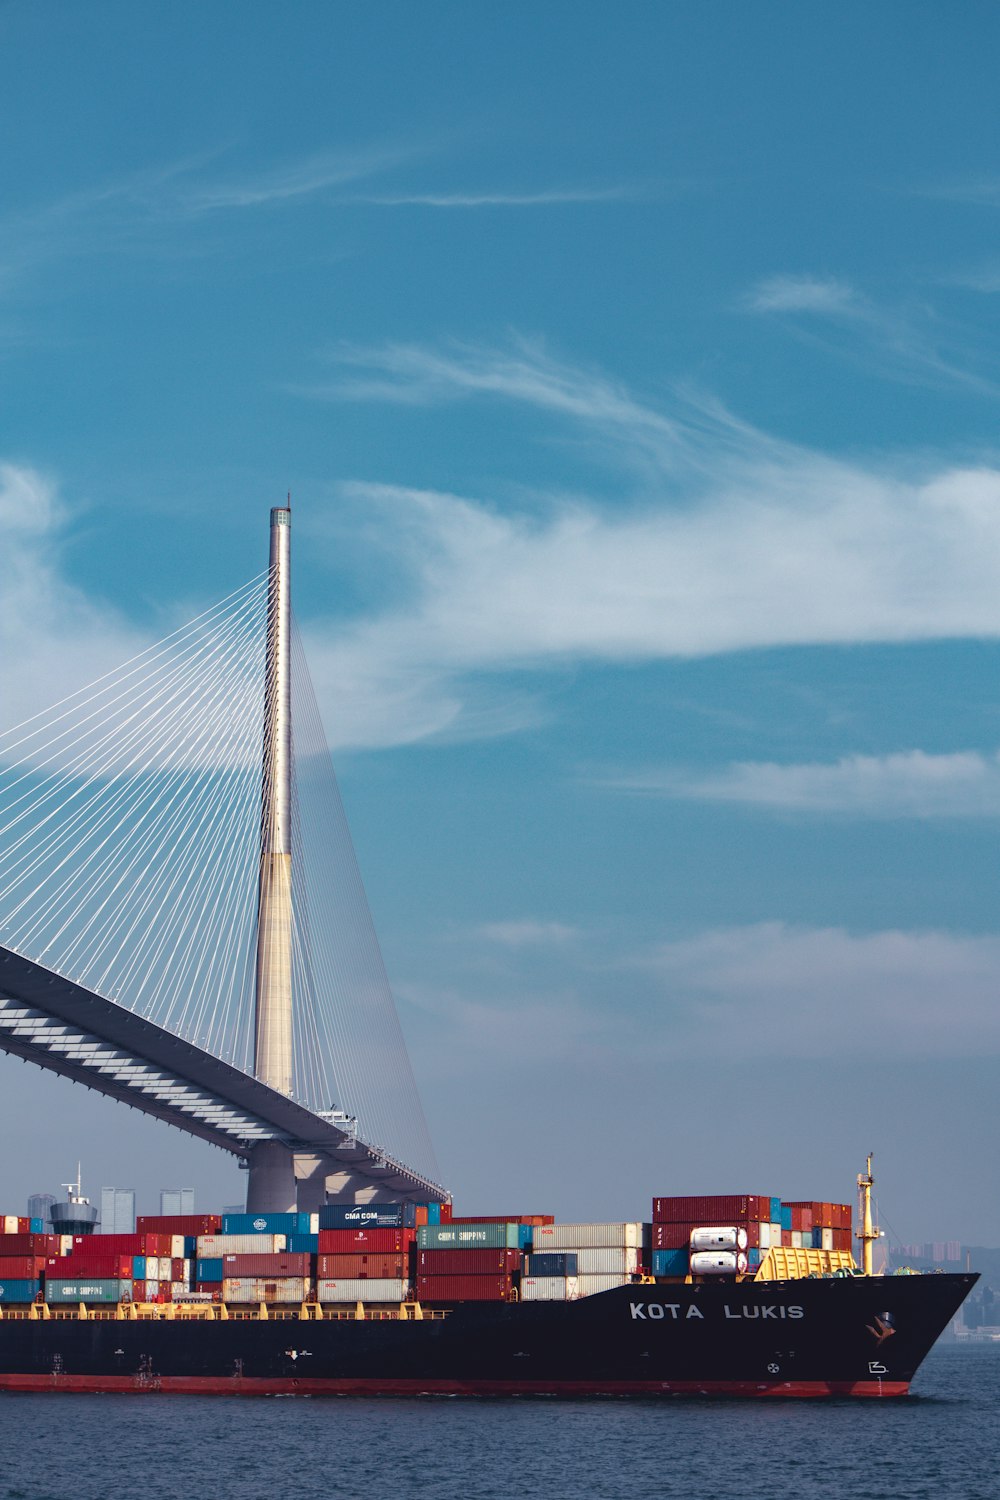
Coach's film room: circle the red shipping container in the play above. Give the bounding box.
[171,1258,186,1280]
[17,1218,30,1233]
[416,1248,521,1276]
[450,1215,555,1226]
[72,1233,176,1255]
[439,1203,453,1223]
[0,1235,60,1256]
[652,1195,771,1224]
[0,1255,47,1278]
[317,1228,414,1253]
[46,1255,134,1278]
[196,1281,223,1294]
[221,1253,311,1277]
[318,1253,408,1279]
[416,1273,514,1302]
[136,1215,221,1234]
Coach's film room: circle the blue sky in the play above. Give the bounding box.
[2,2,1000,1241]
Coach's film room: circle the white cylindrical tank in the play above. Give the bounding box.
[689,1250,749,1275]
[689,1227,748,1252]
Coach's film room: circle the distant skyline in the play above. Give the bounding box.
[2,3,1000,1241]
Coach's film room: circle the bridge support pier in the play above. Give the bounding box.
[245,1140,297,1213]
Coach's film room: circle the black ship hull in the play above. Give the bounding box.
[0,1274,976,1398]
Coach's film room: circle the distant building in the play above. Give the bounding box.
[159,1188,194,1216]
[100,1187,136,1234]
[27,1192,55,1229]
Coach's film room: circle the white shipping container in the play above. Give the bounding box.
[575,1273,631,1297]
[759,1223,771,1248]
[770,1222,781,1242]
[2,1217,18,1233]
[317,1278,409,1303]
[821,1228,833,1251]
[197,1234,288,1257]
[531,1223,644,1250]
[221,1277,309,1303]
[574,1247,640,1275]
[520,1276,580,1301]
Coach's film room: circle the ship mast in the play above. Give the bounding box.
[856,1152,880,1276]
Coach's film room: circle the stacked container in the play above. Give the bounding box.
[783,1201,853,1253]
[415,1220,529,1302]
[316,1225,415,1303]
[652,1195,774,1276]
[527,1224,644,1299]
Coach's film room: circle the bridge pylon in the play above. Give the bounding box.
[247,503,298,1212]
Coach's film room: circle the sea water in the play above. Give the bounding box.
[0,1343,997,1500]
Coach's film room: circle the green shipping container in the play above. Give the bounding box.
[417,1223,521,1250]
[44,1278,133,1304]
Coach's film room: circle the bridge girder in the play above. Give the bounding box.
[0,945,447,1206]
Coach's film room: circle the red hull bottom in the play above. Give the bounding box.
[0,1373,910,1398]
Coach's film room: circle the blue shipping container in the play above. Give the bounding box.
[769,1197,781,1222]
[318,1203,415,1230]
[183,1237,197,1258]
[528,1252,578,1276]
[811,1228,823,1249]
[0,1279,41,1302]
[132,1256,146,1278]
[427,1204,442,1225]
[221,1213,313,1236]
[29,1218,44,1234]
[651,1248,688,1277]
[288,1233,319,1253]
[196,1258,224,1282]
[780,1206,792,1231]
[748,1248,763,1269]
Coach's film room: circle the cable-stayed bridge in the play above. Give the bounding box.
[0,508,446,1209]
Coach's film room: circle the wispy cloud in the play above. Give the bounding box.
[749,274,859,315]
[349,186,638,208]
[0,464,148,728]
[642,922,1000,1058]
[182,145,413,212]
[476,920,579,946]
[609,749,1000,817]
[747,270,1000,398]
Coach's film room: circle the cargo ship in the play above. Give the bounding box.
[0,1161,976,1397]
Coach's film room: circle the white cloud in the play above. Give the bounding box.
[749,274,859,314]
[644,922,1000,1058]
[0,464,147,730]
[351,187,637,208]
[477,920,579,946]
[611,749,1000,817]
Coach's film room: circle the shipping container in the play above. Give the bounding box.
[287,1232,319,1253]
[689,1228,748,1253]
[575,1273,632,1296]
[573,1247,641,1275]
[0,1279,41,1302]
[46,1255,135,1279]
[318,1203,416,1230]
[221,1253,311,1277]
[652,1196,771,1224]
[72,1232,181,1256]
[135,1215,221,1235]
[0,1256,47,1279]
[44,1279,133,1303]
[316,1278,409,1303]
[417,1223,526,1251]
[220,1277,309,1304]
[415,1274,514,1302]
[221,1212,316,1236]
[196,1258,224,1282]
[690,1251,747,1275]
[415,1248,521,1276]
[0,1234,60,1255]
[196,1234,288,1256]
[651,1247,688,1277]
[520,1276,579,1301]
[317,1228,414,1254]
[318,1253,408,1279]
[532,1223,644,1250]
[450,1215,555,1226]
[526,1252,578,1277]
